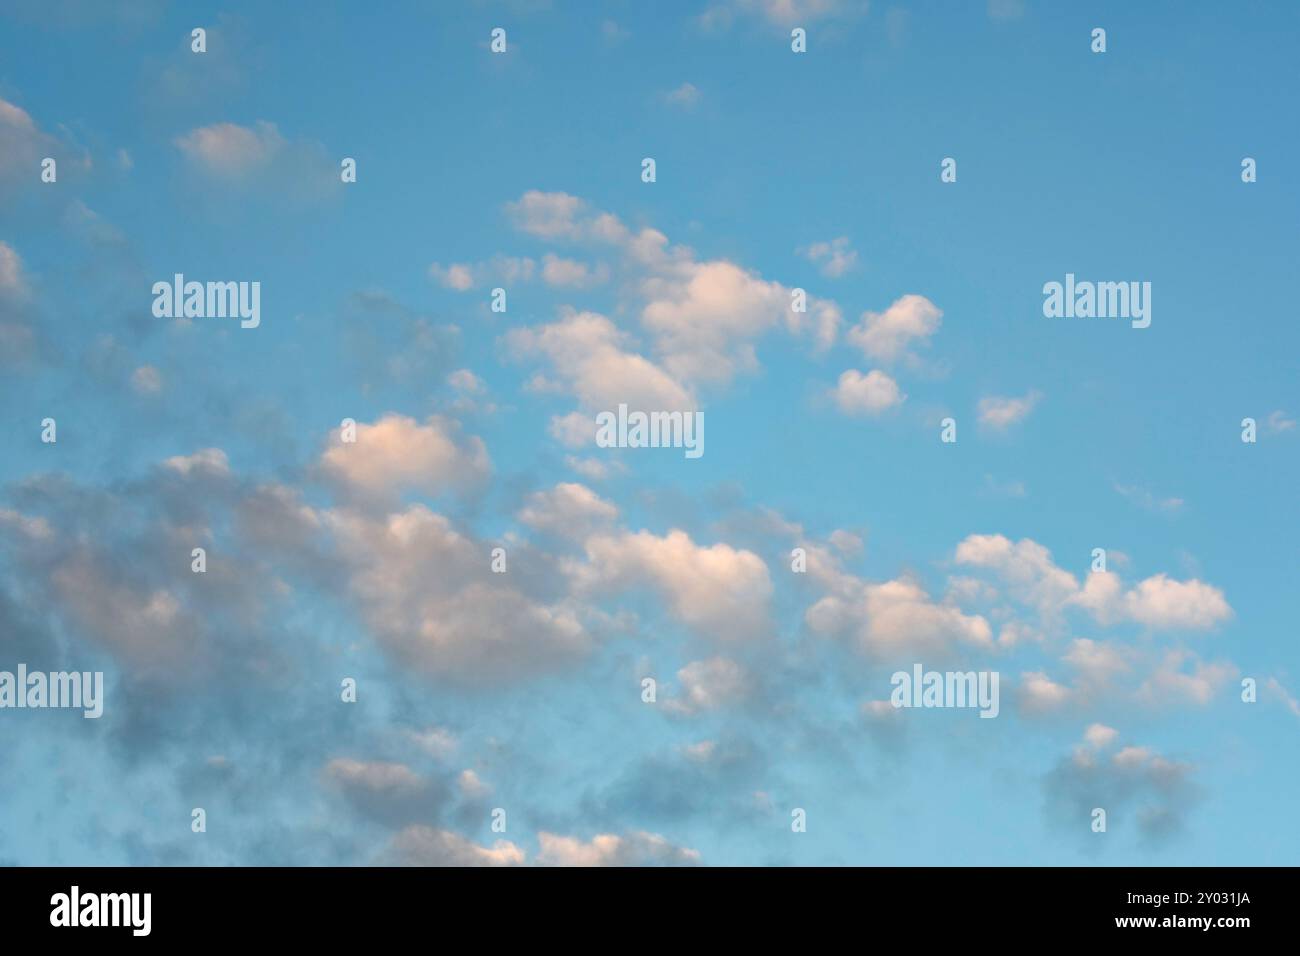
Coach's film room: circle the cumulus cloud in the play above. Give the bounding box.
[954,534,1232,633]
[506,309,694,412]
[847,294,941,364]
[570,529,772,641]
[504,191,842,385]
[833,368,904,416]
[806,576,992,659]
[977,390,1042,429]
[319,414,490,501]
[327,505,592,684]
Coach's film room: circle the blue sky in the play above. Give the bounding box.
[0,0,1296,866]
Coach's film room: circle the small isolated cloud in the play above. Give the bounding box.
[847,294,941,364]
[662,82,702,109]
[131,364,163,394]
[800,236,857,278]
[1266,410,1295,434]
[977,390,1041,429]
[174,120,284,177]
[1113,482,1183,513]
[833,368,904,416]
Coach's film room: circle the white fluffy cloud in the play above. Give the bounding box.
[506,308,694,412]
[833,368,904,415]
[847,294,941,363]
[570,529,772,640]
[319,414,490,500]
[806,576,992,658]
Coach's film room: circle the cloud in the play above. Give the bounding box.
[1136,649,1237,706]
[954,534,1079,616]
[175,120,283,176]
[504,191,843,384]
[1121,575,1231,631]
[806,575,992,658]
[536,830,700,866]
[664,656,754,715]
[1266,410,1295,434]
[847,294,941,364]
[517,483,618,539]
[0,95,87,197]
[570,529,772,641]
[428,256,537,291]
[541,254,607,288]
[324,758,445,827]
[0,241,28,297]
[173,120,339,200]
[327,504,592,684]
[1113,482,1183,513]
[506,309,694,412]
[1018,671,1072,714]
[833,368,904,416]
[977,390,1042,429]
[954,534,1232,633]
[1044,728,1198,845]
[699,0,856,29]
[800,237,857,278]
[131,364,163,394]
[386,825,525,866]
[319,414,490,501]
[661,82,702,109]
